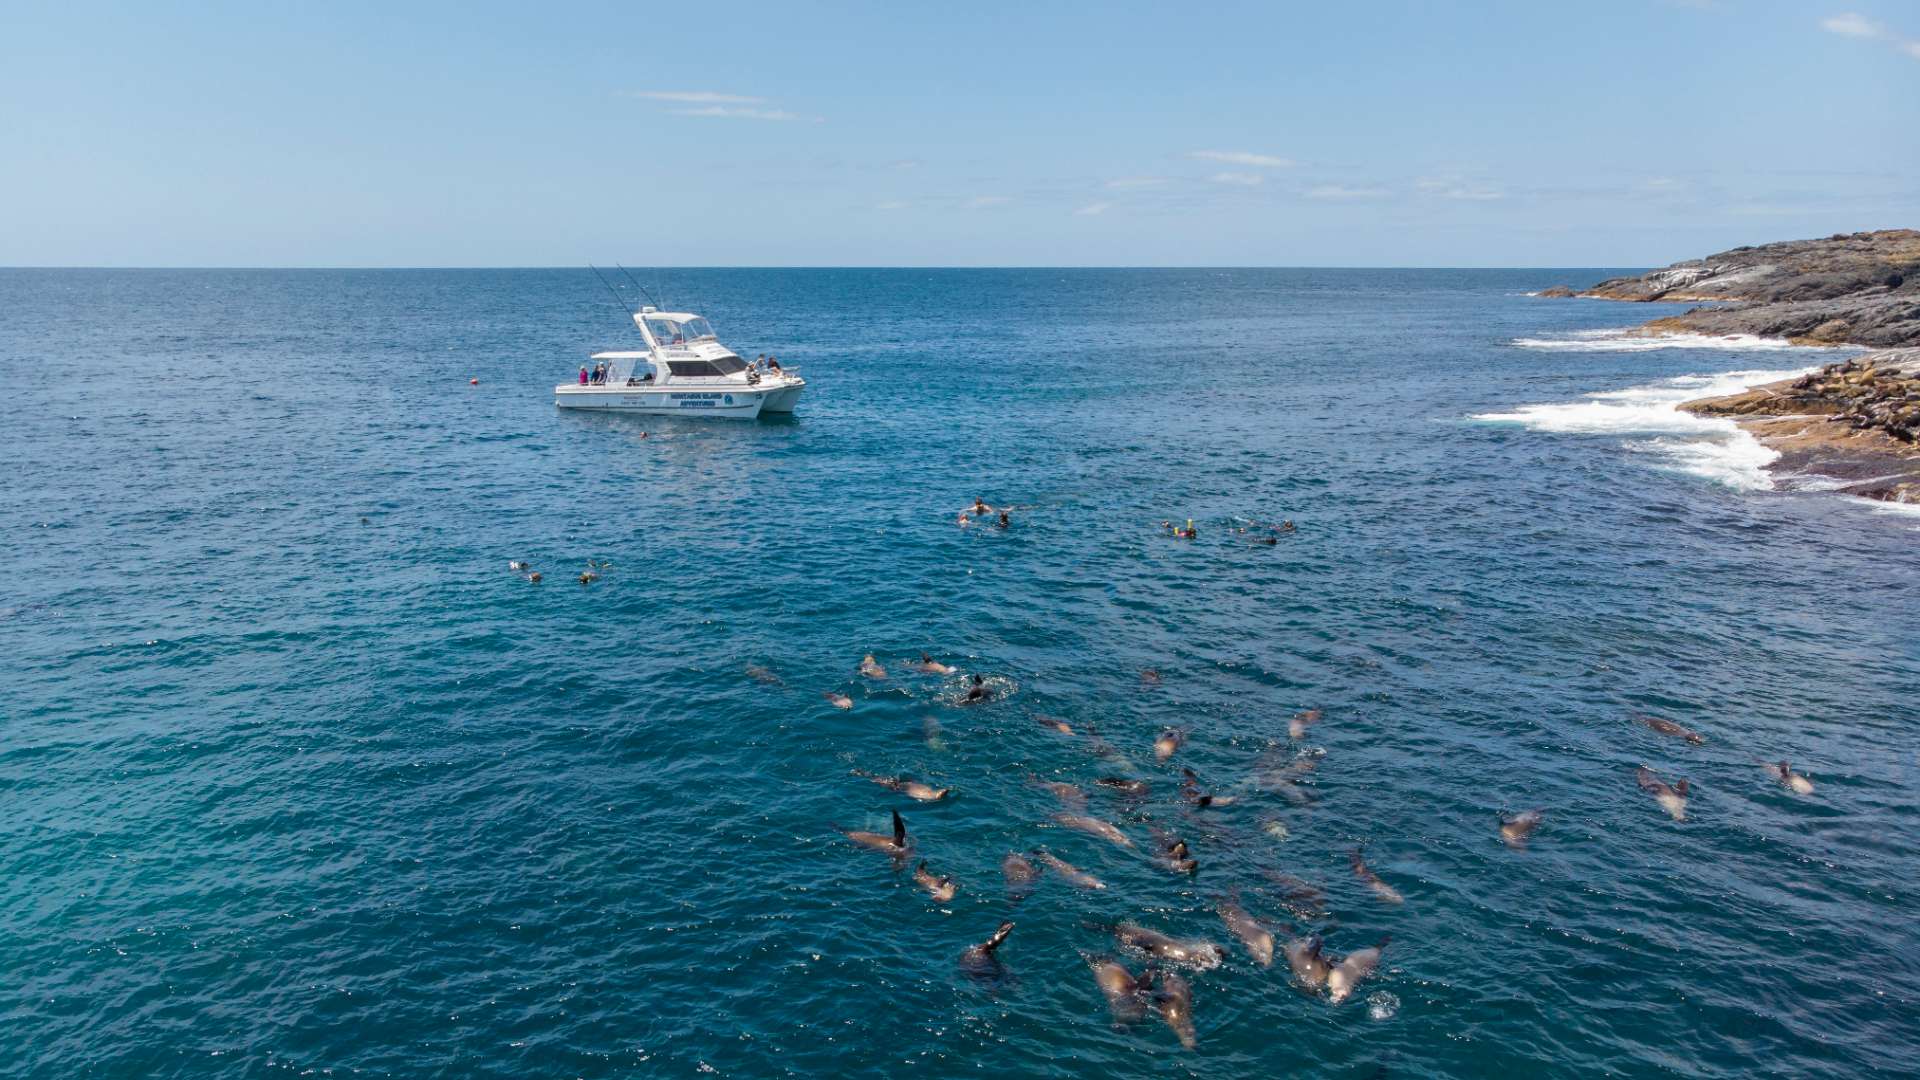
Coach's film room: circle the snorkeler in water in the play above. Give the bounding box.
[996,510,1010,528]
[964,674,991,703]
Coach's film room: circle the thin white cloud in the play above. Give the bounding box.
[630,90,823,121]
[875,200,909,211]
[1821,12,1877,37]
[1106,176,1168,190]
[1191,150,1294,168]
[1304,184,1388,200]
[630,90,767,104]
[1820,12,1920,59]
[1073,201,1114,216]
[1416,177,1505,201]
[1211,171,1264,186]
[671,106,805,121]
[964,195,1012,208]
[890,159,921,170]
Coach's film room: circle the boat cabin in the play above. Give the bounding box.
[586,306,760,387]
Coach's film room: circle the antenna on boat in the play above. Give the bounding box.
[587,263,640,326]
[614,263,663,311]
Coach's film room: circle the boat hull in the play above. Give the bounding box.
[555,385,766,417]
[759,382,805,413]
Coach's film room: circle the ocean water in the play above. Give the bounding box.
[2,268,1915,1078]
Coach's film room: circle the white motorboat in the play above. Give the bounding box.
[555,306,804,417]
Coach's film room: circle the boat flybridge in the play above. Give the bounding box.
[555,307,804,417]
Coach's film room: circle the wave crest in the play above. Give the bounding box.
[1473,366,1815,490]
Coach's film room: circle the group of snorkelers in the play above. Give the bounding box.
[954,499,1294,540]
[1161,516,1296,543]
[957,497,1011,529]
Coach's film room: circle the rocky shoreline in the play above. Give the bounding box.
[1565,229,1920,347]
[1541,230,1920,504]
[1681,351,1920,505]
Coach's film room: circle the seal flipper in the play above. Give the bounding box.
[892,810,907,848]
[981,921,1014,954]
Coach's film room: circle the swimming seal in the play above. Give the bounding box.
[1154,971,1198,1049]
[838,810,910,860]
[959,921,1013,977]
[1635,765,1690,821]
[1500,809,1544,848]
[1216,891,1275,967]
[1326,937,1390,1005]
[1113,922,1224,971]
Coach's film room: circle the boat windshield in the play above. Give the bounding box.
[646,316,717,346]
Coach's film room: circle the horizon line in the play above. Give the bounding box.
[0,263,1646,272]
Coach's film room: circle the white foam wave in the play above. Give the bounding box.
[1474,366,1816,490]
[1512,329,1843,353]
[1854,496,1920,520]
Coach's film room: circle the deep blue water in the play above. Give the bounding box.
[2,268,1916,1078]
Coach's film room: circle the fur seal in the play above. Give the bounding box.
[1114,922,1225,971]
[1032,776,1087,808]
[853,770,951,802]
[1180,768,1235,807]
[1052,811,1133,849]
[958,921,1013,977]
[1351,846,1405,905]
[823,691,853,710]
[858,654,887,679]
[1761,760,1814,795]
[1500,809,1544,849]
[1084,954,1149,1024]
[1216,891,1275,966]
[1096,776,1148,796]
[913,861,957,903]
[1261,870,1327,920]
[912,652,956,676]
[1635,766,1690,821]
[1150,827,1198,874]
[1154,971,1198,1049]
[1153,727,1185,761]
[1035,714,1075,735]
[1032,849,1105,890]
[1326,937,1389,1005]
[1638,714,1706,746]
[744,663,782,686]
[839,810,910,860]
[1289,708,1322,740]
[1001,852,1040,901]
[1284,932,1332,990]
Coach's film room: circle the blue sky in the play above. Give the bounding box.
[2,1,1916,266]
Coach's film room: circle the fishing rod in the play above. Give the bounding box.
[613,263,663,311]
[587,262,642,327]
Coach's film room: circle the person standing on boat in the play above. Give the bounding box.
[579,365,589,386]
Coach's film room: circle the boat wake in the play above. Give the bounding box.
[1473,367,1816,490]
[1510,329,1841,353]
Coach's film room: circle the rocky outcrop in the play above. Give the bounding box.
[1548,230,1920,348]
[1682,349,1920,504]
